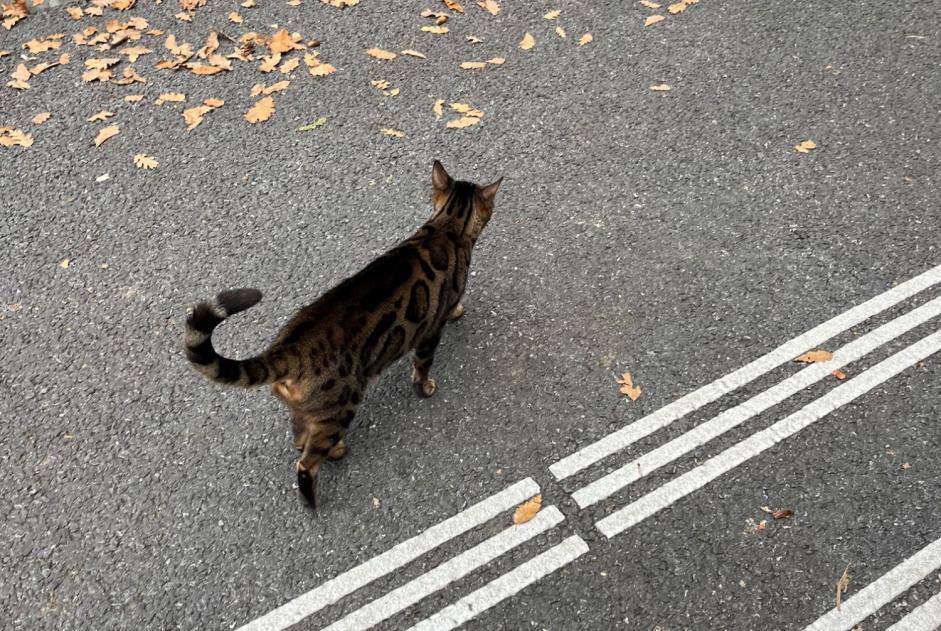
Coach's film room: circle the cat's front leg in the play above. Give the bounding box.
[446,302,465,320]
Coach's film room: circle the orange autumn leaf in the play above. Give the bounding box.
[366,47,396,60]
[65,6,83,18]
[0,129,33,148]
[203,97,224,108]
[640,0,661,7]
[486,57,505,65]
[442,0,463,12]
[32,111,50,124]
[512,495,542,524]
[245,96,275,123]
[155,92,185,105]
[262,79,289,94]
[94,124,120,147]
[832,368,847,380]
[477,0,499,15]
[519,32,535,50]
[190,63,225,75]
[279,57,300,73]
[183,105,211,130]
[616,372,642,401]
[794,350,834,364]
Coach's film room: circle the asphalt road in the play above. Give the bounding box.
[2,1,940,630]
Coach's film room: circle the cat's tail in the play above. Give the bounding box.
[184,288,290,388]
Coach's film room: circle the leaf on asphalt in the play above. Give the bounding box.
[66,6,84,18]
[759,506,794,520]
[832,369,847,380]
[401,49,426,59]
[446,116,481,129]
[442,0,463,13]
[836,564,851,611]
[203,97,224,108]
[477,0,499,15]
[449,102,483,116]
[794,350,833,364]
[304,53,336,76]
[297,116,327,131]
[262,79,290,94]
[32,111,50,124]
[380,127,404,137]
[615,372,642,401]
[183,105,211,130]
[228,12,242,23]
[155,92,185,105]
[433,99,444,118]
[120,45,152,62]
[87,110,115,122]
[279,56,300,73]
[466,35,483,43]
[578,32,593,45]
[668,1,687,13]
[94,124,120,147]
[645,14,665,26]
[519,32,535,50]
[795,139,817,153]
[59,257,70,269]
[901,462,912,470]
[258,54,281,72]
[460,61,486,69]
[421,25,448,34]
[555,26,566,38]
[0,50,9,58]
[175,11,193,21]
[7,63,30,89]
[640,0,661,7]
[486,57,505,65]
[543,9,560,19]
[133,153,158,169]
[367,47,396,60]
[241,0,255,6]
[0,128,33,148]
[268,28,305,54]
[245,96,275,123]
[322,0,359,6]
[189,63,225,75]
[371,79,390,90]
[650,83,671,91]
[512,494,542,524]
[24,36,63,54]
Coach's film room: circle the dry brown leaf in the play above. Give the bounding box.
[190,64,224,75]
[31,111,50,124]
[58,52,70,65]
[836,565,851,611]
[832,368,847,380]
[667,1,686,13]
[486,57,505,65]
[241,0,255,6]
[466,35,482,43]
[258,54,281,72]
[263,79,290,94]
[183,105,210,130]
[446,116,481,129]
[175,11,193,21]
[543,9,560,19]
[759,506,794,520]
[120,45,152,62]
[124,94,144,102]
[155,92,185,105]
[287,0,300,6]
[421,25,448,34]
[512,495,542,524]
[645,14,665,26]
[433,98,444,118]
[650,83,671,91]
[640,0,661,7]
[0,128,33,147]
[269,29,304,54]
[795,139,817,153]
[304,53,336,76]
[380,127,404,138]
[94,124,120,147]
[794,350,833,364]
[87,110,114,122]
[477,0,499,15]
[519,32,535,50]
[228,11,242,23]
[203,97,223,108]
[460,61,486,69]
[65,6,83,18]
[245,96,275,123]
[901,462,912,470]
[615,372,642,401]
[0,50,9,58]
[442,0,463,12]
[29,62,54,76]
[279,57,300,73]
[370,79,389,89]
[401,49,426,59]
[85,4,103,15]
[133,153,158,169]
[24,37,63,54]
[366,47,396,60]
[555,26,566,38]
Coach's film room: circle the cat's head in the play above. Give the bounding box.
[431,160,502,241]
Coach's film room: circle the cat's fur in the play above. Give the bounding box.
[184,161,502,508]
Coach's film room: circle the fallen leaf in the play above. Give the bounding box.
[645,14,665,26]
[832,369,847,380]
[650,83,671,91]
[433,99,444,118]
[263,79,290,94]
[836,564,851,611]
[296,116,326,131]
[189,63,225,75]
[486,56,505,65]
[279,56,300,73]
[401,49,426,59]
[519,32,535,50]
[421,25,449,34]
[794,350,833,364]
[245,96,275,123]
[65,6,83,18]
[668,1,687,13]
[228,12,242,23]
[512,494,542,524]
[640,0,660,7]
[543,9,560,19]
[24,36,63,54]
[133,153,158,169]
[175,11,193,21]
[31,112,50,124]
[795,139,817,153]
[901,462,912,470]
[183,105,212,130]
[442,0,463,12]
[304,53,336,76]
[0,128,33,147]
[123,94,143,103]
[555,26,566,38]
[380,127,404,137]
[446,116,481,129]
[258,54,281,72]
[578,32,593,45]
[477,0,499,15]
[59,258,70,269]
[120,45,152,62]
[94,124,120,147]
[615,372,642,401]
[241,0,255,6]
[460,61,486,69]
[759,506,794,520]
[203,97,224,108]
[466,35,482,43]
[155,92,185,105]
[87,110,114,122]
[449,102,482,115]
[366,47,396,60]
[268,29,304,54]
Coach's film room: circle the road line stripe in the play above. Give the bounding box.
[323,506,565,631]
[572,296,941,508]
[803,536,941,631]
[549,263,941,481]
[885,589,941,631]
[405,535,590,631]
[236,478,540,631]
[596,328,941,538]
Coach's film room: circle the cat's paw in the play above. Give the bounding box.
[447,303,465,321]
[326,440,347,461]
[296,462,320,509]
[413,377,437,398]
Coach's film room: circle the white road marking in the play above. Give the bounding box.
[572,296,941,508]
[323,506,565,631]
[803,536,941,631]
[549,263,941,481]
[596,328,941,538]
[236,478,540,631]
[885,590,941,631]
[405,535,590,631]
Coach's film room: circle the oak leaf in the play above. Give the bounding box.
[124,94,144,102]
[366,48,396,60]
[189,63,224,75]
[203,97,224,108]
[133,153,158,169]
[183,105,213,130]
[486,57,505,65]
[245,96,275,123]
[228,12,242,23]
[94,124,120,147]
[65,6,83,18]
[640,0,660,7]
[519,32,535,50]
[795,140,817,153]
[155,92,185,105]
[279,57,300,73]
[512,495,542,524]
[269,29,304,54]
[380,127,404,137]
[262,79,290,94]
[794,350,833,364]
[0,129,33,147]
[32,111,50,124]
[616,372,642,401]
[578,32,593,46]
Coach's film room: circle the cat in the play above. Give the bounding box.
[184,161,502,509]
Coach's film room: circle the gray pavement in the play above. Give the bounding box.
[1,1,940,630]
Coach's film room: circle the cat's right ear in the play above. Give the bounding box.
[432,160,453,191]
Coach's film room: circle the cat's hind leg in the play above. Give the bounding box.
[295,405,356,509]
[411,331,442,398]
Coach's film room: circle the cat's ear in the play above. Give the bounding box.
[432,160,453,191]
[480,177,503,202]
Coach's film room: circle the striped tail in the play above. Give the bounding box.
[184,288,286,388]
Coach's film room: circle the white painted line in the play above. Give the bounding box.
[572,296,941,508]
[324,506,565,631]
[549,263,941,481]
[596,328,941,538]
[885,589,941,631]
[406,535,590,631]
[236,478,540,631]
[803,536,941,631]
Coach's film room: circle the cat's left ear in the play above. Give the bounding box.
[432,160,453,191]
[480,177,503,202]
